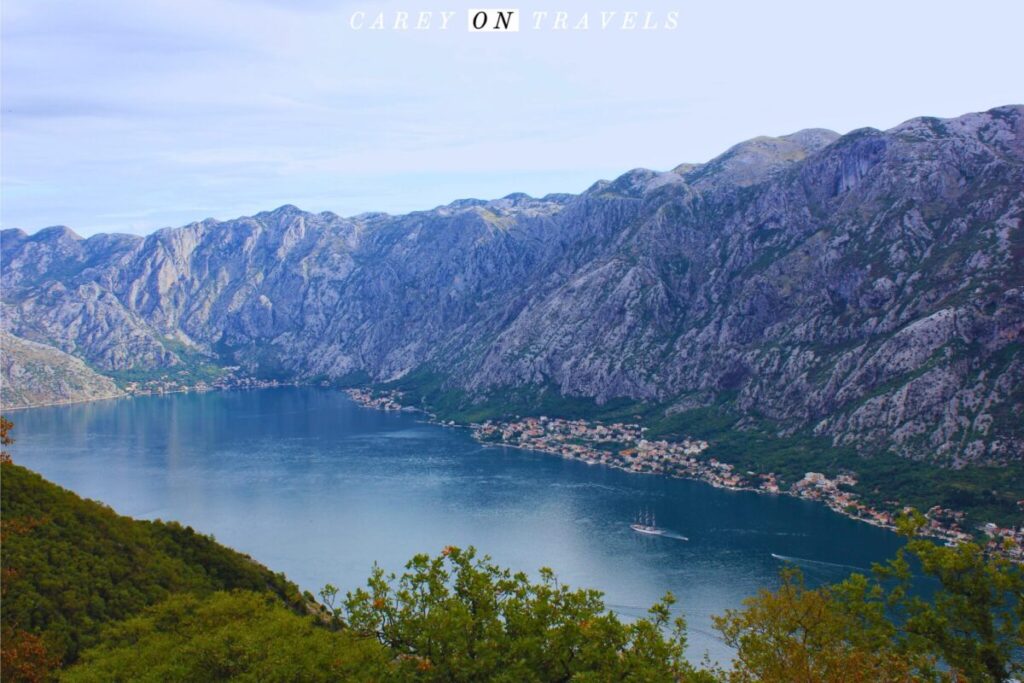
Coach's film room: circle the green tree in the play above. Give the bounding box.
[714,512,1024,683]
[62,591,389,682]
[342,545,716,682]
[1,415,14,463]
[713,567,938,682]
[872,513,1024,682]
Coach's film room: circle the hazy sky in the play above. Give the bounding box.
[2,0,1022,236]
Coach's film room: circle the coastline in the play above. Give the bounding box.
[1,376,300,412]
[342,388,891,529]
[343,388,1024,561]
[6,383,1019,562]
[0,384,879,533]
[482,439,899,533]
[1,391,127,412]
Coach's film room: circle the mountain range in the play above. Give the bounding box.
[2,105,1022,470]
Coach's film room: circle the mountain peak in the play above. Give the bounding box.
[887,105,1024,160]
[251,204,306,221]
[779,128,842,147]
[681,128,840,188]
[0,228,30,241]
[32,225,82,242]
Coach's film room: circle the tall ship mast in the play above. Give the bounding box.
[631,508,667,536]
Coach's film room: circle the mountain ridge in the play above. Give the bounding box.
[2,105,1022,467]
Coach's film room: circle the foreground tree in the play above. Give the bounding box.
[873,514,1024,683]
[342,545,717,682]
[714,514,1024,683]
[62,591,389,682]
[713,568,939,682]
[1,415,14,463]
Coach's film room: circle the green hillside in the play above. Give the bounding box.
[0,456,393,682]
[0,462,310,663]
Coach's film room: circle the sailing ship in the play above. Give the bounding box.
[630,509,668,536]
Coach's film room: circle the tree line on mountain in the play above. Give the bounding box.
[1,417,1021,682]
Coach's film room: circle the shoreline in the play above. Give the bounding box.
[2,384,892,539]
[1,391,128,412]
[7,384,1019,561]
[480,439,901,534]
[342,389,896,531]
[2,377,302,412]
[343,388,1024,560]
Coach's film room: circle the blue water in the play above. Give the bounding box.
[8,387,905,664]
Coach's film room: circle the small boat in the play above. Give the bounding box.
[630,509,668,536]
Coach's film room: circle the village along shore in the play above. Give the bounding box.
[344,387,1024,562]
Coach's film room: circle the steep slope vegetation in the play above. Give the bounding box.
[0,462,314,665]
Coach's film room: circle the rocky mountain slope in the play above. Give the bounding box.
[0,331,122,408]
[2,106,1022,465]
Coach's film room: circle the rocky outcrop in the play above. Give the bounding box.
[2,105,1022,464]
[0,332,123,408]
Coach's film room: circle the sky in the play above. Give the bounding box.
[2,0,1022,236]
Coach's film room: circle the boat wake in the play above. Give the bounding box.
[631,526,689,542]
[770,553,866,572]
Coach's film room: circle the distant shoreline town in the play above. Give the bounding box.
[345,387,1024,562]
[120,370,294,398]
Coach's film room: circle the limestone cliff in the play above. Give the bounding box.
[2,106,1021,464]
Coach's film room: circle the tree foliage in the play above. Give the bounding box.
[713,514,1024,683]
[0,625,60,683]
[870,513,1024,682]
[62,591,388,682]
[0,415,14,464]
[342,545,716,682]
[713,568,938,682]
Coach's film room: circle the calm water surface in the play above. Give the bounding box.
[11,387,905,663]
